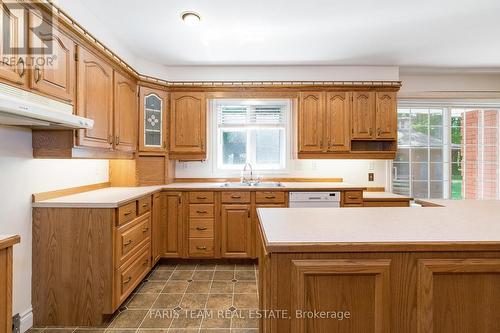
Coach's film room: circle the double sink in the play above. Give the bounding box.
[219,181,284,188]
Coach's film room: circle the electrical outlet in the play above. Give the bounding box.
[12,313,20,333]
[368,172,374,182]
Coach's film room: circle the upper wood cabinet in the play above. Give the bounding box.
[351,92,375,140]
[139,87,168,152]
[113,71,137,153]
[352,91,397,140]
[298,91,350,154]
[0,4,27,86]
[76,46,114,150]
[28,11,76,103]
[325,92,351,151]
[169,92,206,160]
[298,92,324,153]
[221,204,252,258]
[375,92,397,139]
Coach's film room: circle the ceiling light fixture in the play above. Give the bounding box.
[181,11,201,25]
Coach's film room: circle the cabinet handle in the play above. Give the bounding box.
[143,259,149,266]
[231,195,241,199]
[196,226,207,231]
[34,67,41,83]
[196,196,207,199]
[369,128,373,136]
[377,128,381,136]
[115,136,120,145]
[123,276,132,284]
[18,57,25,77]
[196,210,208,214]
[163,141,167,149]
[265,196,275,199]
[201,140,204,150]
[124,240,133,246]
[142,227,149,232]
[348,196,359,200]
[124,211,132,216]
[108,134,113,145]
[142,203,148,208]
[196,246,207,250]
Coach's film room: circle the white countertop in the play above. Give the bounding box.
[363,191,412,200]
[257,200,500,247]
[32,182,365,208]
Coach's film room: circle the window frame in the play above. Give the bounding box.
[392,100,500,199]
[211,99,292,175]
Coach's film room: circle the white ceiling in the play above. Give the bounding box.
[63,0,500,68]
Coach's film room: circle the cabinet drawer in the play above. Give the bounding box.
[256,191,285,204]
[116,245,151,306]
[221,191,251,203]
[189,219,214,238]
[189,204,214,218]
[343,190,363,204]
[137,196,151,215]
[118,202,137,226]
[188,238,214,257]
[189,192,214,203]
[116,214,151,267]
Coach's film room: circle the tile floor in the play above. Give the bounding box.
[29,261,260,333]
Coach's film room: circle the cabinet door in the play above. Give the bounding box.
[221,204,252,258]
[113,71,137,152]
[162,192,183,258]
[76,46,113,149]
[139,87,168,152]
[152,193,162,264]
[169,92,206,159]
[351,92,375,140]
[325,92,351,151]
[298,92,324,152]
[0,3,26,85]
[28,11,75,103]
[375,92,397,140]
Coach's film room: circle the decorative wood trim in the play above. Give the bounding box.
[32,182,110,202]
[365,187,386,192]
[0,235,20,251]
[417,258,500,333]
[291,259,391,333]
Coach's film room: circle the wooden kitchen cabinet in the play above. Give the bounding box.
[28,10,76,103]
[113,70,137,153]
[169,92,206,160]
[298,92,324,153]
[76,46,114,149]
[352,91,397,140]
[375,92,397,139]
[298,91,350,155]
[0,4,27,86]
[152,193,162,265]
[139,86,168,152]
[162,192,184,258]
[351,91,375,139]
[0,235,20,333]
[221,204,252,258]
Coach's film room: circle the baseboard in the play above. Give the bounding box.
[19,307,33,333]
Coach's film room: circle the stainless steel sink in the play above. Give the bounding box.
[219,182,284,188]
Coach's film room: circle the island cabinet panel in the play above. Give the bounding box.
[0,5,27,86]
[221,204,252,258]
[325,92,351,152]
[290,259,391,333]
[351,92,375,140]
[375,92,397,140]
[113,70,137,153]
[298,92,324,153]
[162,192,184,258]
[76,46,114,149]
[417,259,500,333]
[28,11,76,103]
[169,92,206,160]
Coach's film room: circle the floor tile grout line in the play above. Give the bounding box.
[198,267,215,332]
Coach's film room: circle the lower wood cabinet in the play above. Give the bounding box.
[152,192,162,264]
[32,195,153,326]
[221,204,252,258]
[162,192,184,258]
[0,236,20,333]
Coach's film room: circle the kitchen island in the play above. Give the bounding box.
[257,200,500,333]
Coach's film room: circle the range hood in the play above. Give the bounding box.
[0,83,94,129]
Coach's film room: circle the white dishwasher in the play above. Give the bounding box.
[289,191,341,208]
